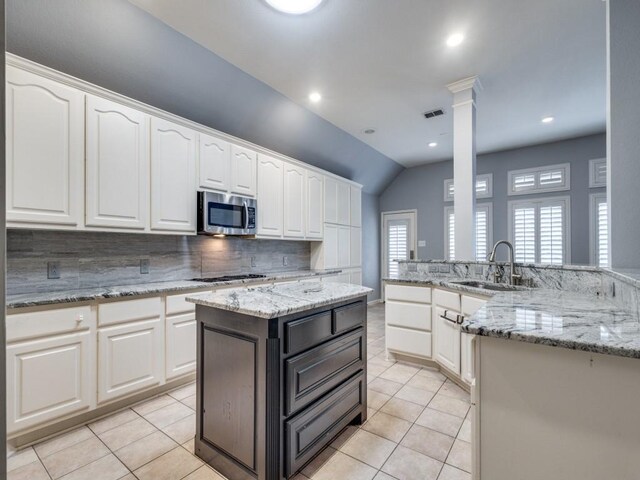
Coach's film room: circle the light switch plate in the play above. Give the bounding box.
[418,240,426,247]
[47,261,60,279]
[251,256,257,268]
[140,259,150,274]
[283,256,289,266]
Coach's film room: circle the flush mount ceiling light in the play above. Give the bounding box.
[446,33,465,47]
[363,128,376,135]
[542,116,555,123]
[265,0,324,15]
[428,142,438,147]
[309,91,322,103]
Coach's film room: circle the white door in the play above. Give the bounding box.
[257,154,283,237]
[98,318,164,403]
[382,211,417,284]
[337,225,351,268]
[283,163,306,238]
[166,313,197,380]
[337,182,351,225]
[230,144,257,197]
[350,186,362,227]
[350,227,362,267]
[198,133,230,192]
[86,95,149,229]
[7,331,93,434]
[6,66,84,227]
[434,306,461,375]
[306,171,324,239]
[150,118,197,232]
[324,177,338,224]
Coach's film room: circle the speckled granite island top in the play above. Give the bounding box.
[385,273,640,359]
[7,269,341,309]
[187,281,373,319]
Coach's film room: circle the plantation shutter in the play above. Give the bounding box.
[513,205,536,263]
[597,199,608,267]
[475,208,488,262]
[448,211,455,260]
[387,220,409,276]
[540,203,564,264]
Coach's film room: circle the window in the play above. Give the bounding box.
[508,163,570,196]
[590,193,608,267]
[589,158,607,188]
[387,220,409,276]
[443,174,493,201]
[445,203,493,262]
[508,196,570,264]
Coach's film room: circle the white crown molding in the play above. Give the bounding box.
[446,75,483,94]
[6,53,364,189]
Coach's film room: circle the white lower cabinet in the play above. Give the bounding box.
[385,285,433,359]
[165,295,197,381]
[460,333,475,385]
[433,306,461,375]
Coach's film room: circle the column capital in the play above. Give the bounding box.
[446,76,483,94]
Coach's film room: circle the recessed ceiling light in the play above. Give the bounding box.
[428,142,438,148]
[541,116,554,123]
[446,33,465,47]
[363,128,376,135]
[309,92,322,103]
[265,0,324,15]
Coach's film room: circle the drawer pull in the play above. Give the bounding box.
[440,310,464,325]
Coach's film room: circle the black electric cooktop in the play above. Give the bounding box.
[192,274,267,283]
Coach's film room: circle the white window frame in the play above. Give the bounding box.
[508,196,571,264]
[444,174,493,202]
[444,203,493,262]
[589,193,609,267]
[507,163,570,196]
[589,158,607,188]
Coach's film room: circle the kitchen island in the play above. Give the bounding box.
[186,281,372,480]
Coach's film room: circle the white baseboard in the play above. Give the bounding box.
[367,298,382,306]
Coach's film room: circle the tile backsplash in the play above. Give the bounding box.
[7,230,311,295]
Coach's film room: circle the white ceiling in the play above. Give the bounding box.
[129,0,607,167]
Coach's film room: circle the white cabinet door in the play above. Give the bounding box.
[6,66,84,227]
[198,133,230,192]
[150,118,197,232]
[350,227,362,267]
[86,95,149,229]
[257,154,283,237]
[434,306,461,375]
[461,332,475,385]
[230,144,257,197]
[324,177,338,224]
[350,269,362,286]
[337,181,351,226]
[166,313,197,380]
[337,272,351,284]
[7,331,93,434]
[350,186,362,227]
[337,225,351,268]
[283,163,306,238]
[306,171,324,239]
[98,318,164,403]
[323,224,339,269]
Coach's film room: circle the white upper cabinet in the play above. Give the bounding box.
[86,96,149,230]
[306,171,324,239]
[230,145,257,197]
[6,66,84,227]
[257,154,283,237]
[150,118,197,233]
[324,177,338,224]
[323,224,339,269]
[350,227,362,267]
[337,182,351,226]
[337,225,351,268]
[350,186,362,227]
[283,163,306,238]
[198,133,230,193]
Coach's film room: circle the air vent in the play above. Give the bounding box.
[424,108,445,119]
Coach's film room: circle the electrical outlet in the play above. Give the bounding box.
[250,256,257,268]
[47,261,60,279]
[418,240,426,247]
[283,256,289,266]
[140,259,150,274]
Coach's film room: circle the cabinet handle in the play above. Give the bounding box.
[440,310,465,325]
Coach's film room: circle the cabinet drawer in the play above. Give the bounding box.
[284,311,333,355]
[433,289,461,311]
[385,284,431,303]
[285,372,364,477]
[166,293,198,316]
[332,301,365,335]
[285,329,364,415]
[98,297,162,327]
[386,325,432,358]
[7,306,93,343]
[385,301,432,331]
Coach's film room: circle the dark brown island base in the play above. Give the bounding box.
[186,282,371,480]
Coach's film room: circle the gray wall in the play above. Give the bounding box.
[7,230,310,296]
[608,0,640,269]
[380,133,606,265]
[362,193,381,300]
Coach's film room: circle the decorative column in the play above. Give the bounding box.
[447,76,482,261]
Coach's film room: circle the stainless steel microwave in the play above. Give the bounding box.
[197,191,257,236]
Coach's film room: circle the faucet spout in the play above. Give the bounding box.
[488,240,520,285]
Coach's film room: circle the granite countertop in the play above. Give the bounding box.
[7,269,342,309]
[187,281,373,319]
[385,273,640,359]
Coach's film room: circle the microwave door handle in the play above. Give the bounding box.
[243,201,249,230]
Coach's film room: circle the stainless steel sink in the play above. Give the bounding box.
[450,280,525,291]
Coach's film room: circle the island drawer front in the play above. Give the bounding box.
[433,289,461,311]
[332,301,365,335]
[285,328,364,415]
[284,310,333,355]
[385,284,431,303]
[285,372,364,477]
[386,325,432,358]
[385,301,432,331]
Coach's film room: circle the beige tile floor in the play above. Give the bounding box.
[7,304,471,480]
